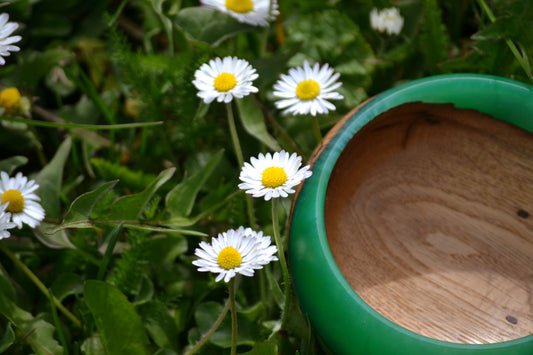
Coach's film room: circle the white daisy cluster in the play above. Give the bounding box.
[193,226,278,282]
[0,172,45,229]
[0,203,16,239]
[200,0,279,27]
[0,13,22,65]
[193,56,259,104]
[273,60,343,116]
[238,150,312,201]
[370,7,404,36]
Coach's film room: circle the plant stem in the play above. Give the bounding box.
[226,102,258,229]
[0,242,82,328]
[271,199,290,329]
[185,296,231,355]
[229,279,237,355]
[312,116,322,143]
[477,0,533,81]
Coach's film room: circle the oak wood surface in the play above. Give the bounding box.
[324,102,533,344]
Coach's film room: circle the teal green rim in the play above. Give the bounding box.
[288,74,533,355]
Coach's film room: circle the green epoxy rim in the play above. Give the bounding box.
[288,74,533,355]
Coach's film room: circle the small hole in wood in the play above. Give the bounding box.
[517,209,529,219]
[506,315,518,324]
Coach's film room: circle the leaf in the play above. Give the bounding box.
[242,342,278,355]
[165,151,223,218]
[84,280,150,355]
[0,156,28,175]
[106,168,175,221]
[173,7,254,47]
[195,302,258,348]
[34,138,76,249]
[145,235,188,265]
[80,336,105,355]
[136,300,179,351]
[59,180,117,230]
[236,98,280,151]
[0,323,15,353]
[421,0,448,73]
[0,289,63,355]
[50,272,84,302]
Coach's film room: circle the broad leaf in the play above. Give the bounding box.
[0,289,63,355]
[34,138,75,249]
[58,180,118,230]
[165,151,223,218]
[106,168,175,221]
[137,300,179,351]
[84,280,150,355]
[236,98,280,151]
[173,7,254,47]
[0,156,28,175]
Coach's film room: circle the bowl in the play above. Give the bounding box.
[288,74,533,354]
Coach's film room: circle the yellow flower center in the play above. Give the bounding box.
[217,246,242,270]
[225,0,254,13]
[0,87,22,111]
[214,73,237,92]
[261,167,288,188]
[295,79,320,100]
[2,189,24,213]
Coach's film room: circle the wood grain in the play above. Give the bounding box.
[324,102,533,344]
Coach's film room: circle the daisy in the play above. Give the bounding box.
[200,0,278,27]
[0,87,30,116]
[238,150,312,201]
[192,226,278,282]
[0,172,45,229]
[370,7,404,36]
[193,56,259,104]
[273,60,343,116]
[0,203,16,239]
[0,13,22,66]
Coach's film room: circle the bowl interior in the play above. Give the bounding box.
[324,102,533,343]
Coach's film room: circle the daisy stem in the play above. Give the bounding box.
[0,242,82,328]
[226,102,258,229]
[185,296,231,355]
[312,116,322,143]
[229,279,238,355]
[271,199,290,330]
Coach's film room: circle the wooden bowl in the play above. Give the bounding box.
[288,74,533,354]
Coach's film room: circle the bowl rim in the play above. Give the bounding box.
[288,73,533,355]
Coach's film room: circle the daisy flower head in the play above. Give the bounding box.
[192,226,278,282]
[0,87,30,116]
[370,7,404,36]
[0,203,17,240]
[200,0,279,27]
[238,150,312,201]
[193,56,259,104]
[273,60,343,116]
[0,13,22,65]
[0,172,45,229]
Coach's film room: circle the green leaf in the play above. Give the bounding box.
[195,302,258,348]
[84,280,150,355]
[0,289,63,355]
[50,272,84,302]
[59,180,118,229]
[34,138,76,249]
[236,98,281,151]
[173,7,254,47]
[242,342,279,355]
[145,235,188,265]
[136,300,179,351]
[80,336,105,355]
[165,151,223,218]
[0,156,28,175]
[0,323,15,353]
[421,0,448,73]
[107,168,175,221]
